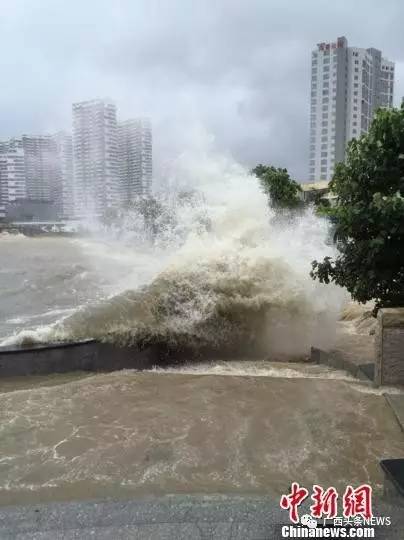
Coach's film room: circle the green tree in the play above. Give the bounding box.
[311,106,404,312]
[252,165,302,209]
[129,196,177,239]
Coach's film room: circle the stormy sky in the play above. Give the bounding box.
[1,0,403,181]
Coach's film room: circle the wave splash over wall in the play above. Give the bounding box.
[3,147,347,356]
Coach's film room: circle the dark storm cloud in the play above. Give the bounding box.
[1,0,403,180]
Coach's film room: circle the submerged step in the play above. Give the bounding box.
[311,346,374,382]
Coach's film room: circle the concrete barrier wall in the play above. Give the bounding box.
[0,340,254,378]
[311,346,374,382]
[375,308,404,387]
[0,341,159,377]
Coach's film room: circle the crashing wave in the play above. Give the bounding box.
[1,148,347,356]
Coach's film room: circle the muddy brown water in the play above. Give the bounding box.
[0,361,403,506]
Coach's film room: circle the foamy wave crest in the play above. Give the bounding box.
[0,326,67,348]
[1,144,347,355]
[48,259,313,353]
[0,232,26,241]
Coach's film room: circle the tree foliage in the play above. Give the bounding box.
[311,106,404,312]
[252,165,302,209]
[127,196,177,238]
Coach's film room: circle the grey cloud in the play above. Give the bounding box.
[1,0,403,182]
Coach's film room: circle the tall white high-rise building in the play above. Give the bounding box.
[21,135,59,201]
[72,99,119,216]
[309,36,395,181]
[0,139,26,219]
[118,118,152,204]
[53,132,74,219]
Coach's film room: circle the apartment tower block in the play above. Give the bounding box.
[309,36,394,181]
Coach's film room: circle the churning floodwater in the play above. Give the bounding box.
[1,365,404,506]
[0,234,164,343]
[0,151,346,355]
[1,151,404,506]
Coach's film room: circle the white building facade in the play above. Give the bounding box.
[309,36,395,181]
[0,139,26,219]
[21,135,59,202]
[72,99,120,216]
[118,118,152,205]
[0,134,75,221]
[53,132,74,219]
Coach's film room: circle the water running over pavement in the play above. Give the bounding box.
[0,363,403,506]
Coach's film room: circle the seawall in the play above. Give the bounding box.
[0,340,160,377]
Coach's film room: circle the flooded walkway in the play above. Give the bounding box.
[0,362,403,506]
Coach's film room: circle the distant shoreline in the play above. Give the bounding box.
[0,223,80,237]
